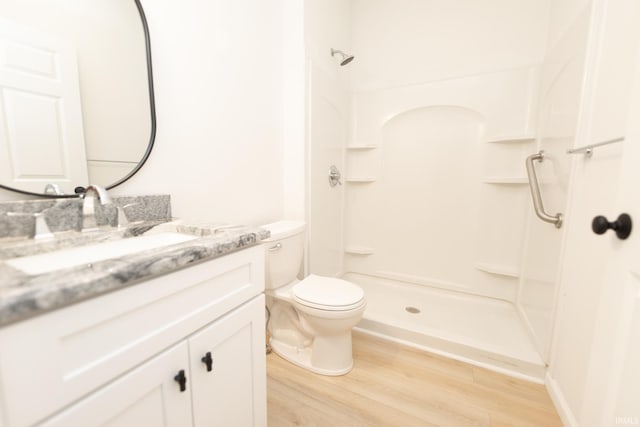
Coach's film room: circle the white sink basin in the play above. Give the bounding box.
[7,232,197,275]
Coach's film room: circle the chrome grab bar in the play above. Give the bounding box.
[525,151,563,228]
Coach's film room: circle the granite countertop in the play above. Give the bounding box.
[0,221,269,327]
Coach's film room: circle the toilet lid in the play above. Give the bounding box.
[293,275,365,310]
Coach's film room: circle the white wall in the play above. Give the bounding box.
[344,0,549,300]
[542,2,597,423]
[345,68,540,300]
[304,0,351,88]
[304,0,352,277]
[107,0,285,226]
[0,0,288,226]
[547,0,592,50]
[517,0,591,361]
[281,0,306,221]
[350,0,549,91]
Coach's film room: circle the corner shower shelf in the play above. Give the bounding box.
[483,177,528,185]
[475,262,519,278]
[344,246,374,255]
[486,135,536,144]
[346,145,378,150]
[346,177,377,183]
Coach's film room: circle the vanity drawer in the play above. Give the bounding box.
[0,245,264,427]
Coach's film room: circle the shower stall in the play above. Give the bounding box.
[303,0,590,381]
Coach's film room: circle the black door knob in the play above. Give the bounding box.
[592,213,632,240]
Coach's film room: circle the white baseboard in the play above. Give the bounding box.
[546,372,578,427]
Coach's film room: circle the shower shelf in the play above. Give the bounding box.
[486,135,536,144]
[475,262,519,278]
[345,177,376,183]
[344,246,374,255]
[483,177,528,184]
[346,145,378,150]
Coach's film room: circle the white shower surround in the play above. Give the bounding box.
[342,66,548,378]
[346,67,539,300]
[304,0,565,381]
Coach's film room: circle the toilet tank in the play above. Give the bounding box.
[261,221,306,290]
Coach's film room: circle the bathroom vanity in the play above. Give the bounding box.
[0,198,268,427]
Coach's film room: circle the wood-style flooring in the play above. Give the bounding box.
[266,331,562,427]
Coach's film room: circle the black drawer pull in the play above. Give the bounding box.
[201,352,213,372]
[174,369,187,392]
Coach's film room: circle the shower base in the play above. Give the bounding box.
[344,272,545,382]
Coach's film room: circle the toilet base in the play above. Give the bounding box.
[270,338,354,376]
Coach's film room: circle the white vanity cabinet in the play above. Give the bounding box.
[188,297,265,426]
[0,245,266,427]
[43,341,194,427]
[43,296,265,427]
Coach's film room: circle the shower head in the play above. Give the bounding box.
[331,48,354,66]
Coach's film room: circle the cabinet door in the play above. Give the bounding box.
[42,342,193,427]
[189,295,267,427]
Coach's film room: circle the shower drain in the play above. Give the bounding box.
[405,306,421,314]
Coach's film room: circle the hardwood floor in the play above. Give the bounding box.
[266,331,562,426]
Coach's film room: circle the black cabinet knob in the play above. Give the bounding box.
[201,352,213,372]
[592,213,632,240]
[174,369,187,392]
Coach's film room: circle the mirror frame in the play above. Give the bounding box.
[0,0,156,198]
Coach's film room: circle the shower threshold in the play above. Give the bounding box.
[346,272,545,382]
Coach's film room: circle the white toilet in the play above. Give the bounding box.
[262,220,366,376]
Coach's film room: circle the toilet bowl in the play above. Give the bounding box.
[262,221,366,376]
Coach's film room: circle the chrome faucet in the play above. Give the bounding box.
[81,185,112,232]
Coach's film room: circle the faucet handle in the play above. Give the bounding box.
[43,183,64,195]
[116,203,140,229]
[7,211,54,240]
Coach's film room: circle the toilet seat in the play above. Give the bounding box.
[292,275,365,311]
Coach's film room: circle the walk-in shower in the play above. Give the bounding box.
[306,0,585,382]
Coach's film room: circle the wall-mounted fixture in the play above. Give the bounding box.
[566,136,624,158]
[331,48,354,66]
[525,151,563,228]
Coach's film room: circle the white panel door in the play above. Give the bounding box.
[43,342,193,427]
[188,295,267,427]
[577,0,640,424]
[0,19,88,194]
